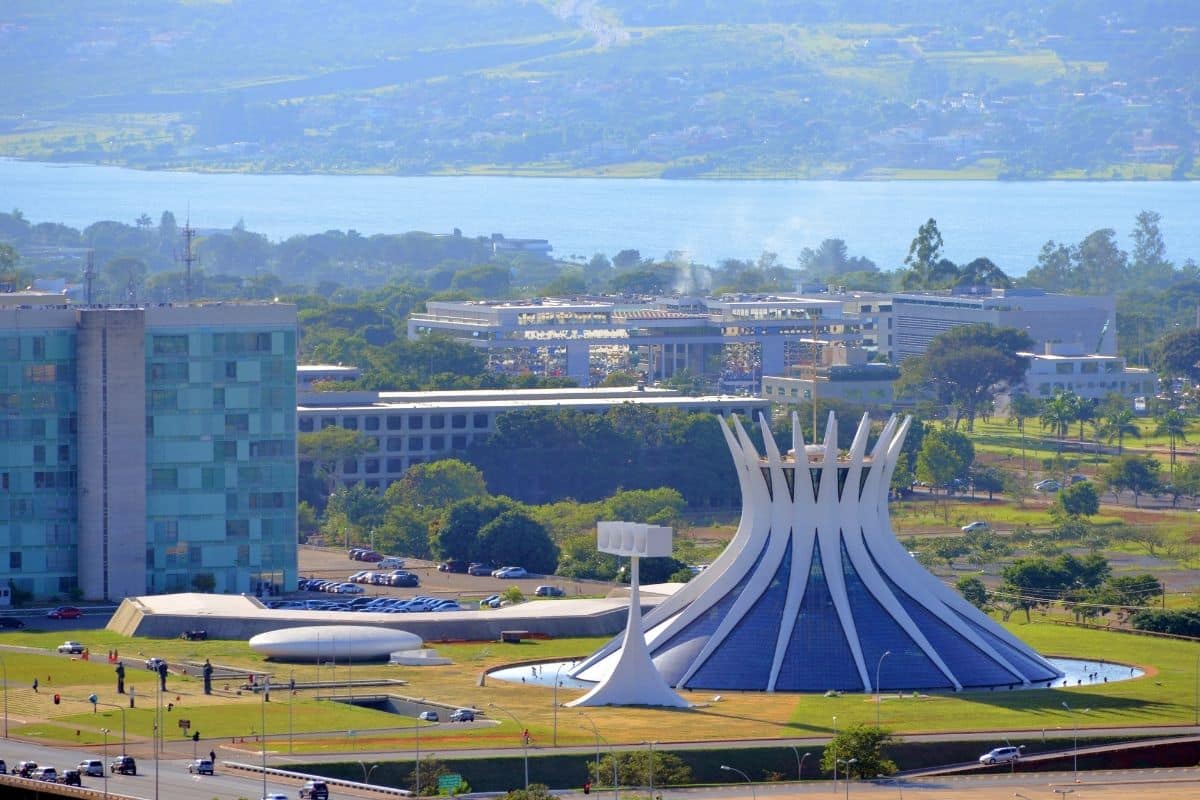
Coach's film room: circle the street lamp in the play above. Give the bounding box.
[154,679,161,800]
[101,727,110,800]
[553,662,566,746]
[875,650,892,727]
[791,747,811,785]
[832,715,839,790]
[643,741,657,797]
[261,677,269,800]
[578,713,603,795]
[836,759,857,799]
[0,654,7,739]
[490,703,529,789]
[1061,701,1089,783]
[94,700,127,755]
[289,669,295,754]
[360,761,380,785]
[719,764,755,800]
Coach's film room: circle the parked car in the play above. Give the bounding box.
[57,640,86,654]
[418,710,439,722]
[349,548,367,560]
[492,566,528,579]
[0,616,25,629]
[35,766,59,782]
[47,606,82,619]
[187,758,214,775]
[78,759,105,777]
[535,585,564,597]
[335,582,364,594]
[1034,479,1061,493]
[110,755,137,775]
[299,779,330,799]
[59,768,82,786]
[439,560,468,573]
[388,571,419,588]
[480,594,501,608]
[960,521,990,533]
[450,708,476,722]
[359,551,383,563]
[467,563,492,576]
[979,746,1021,765]
[379,557,405,569]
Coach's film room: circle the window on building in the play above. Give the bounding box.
[452,435,468,450]
[320,418,336,428]
[451,414,467,429]
[365,458,380,474]
[387,437,403,451]
[226,361,238,379]
[342,417,358,431]
[33,445,45,465]
[152,335,188,355]
[225,413,249,434]
[409,416,425,430]
[364,416,380,431]
[430,415,446,429]
[408,436,424,451]
[299,417,314,432]
[31,336,45,358]
[386,458,404,472]
[430,435,445,451]
[1055,362,1074,375]
[343,459,358,473]
[473,413,489,428]
[387,415,404,430]
[9,552,20,570]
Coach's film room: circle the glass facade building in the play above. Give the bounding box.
[1,301,297,601]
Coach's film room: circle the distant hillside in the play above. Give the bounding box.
[1,0,1198,178]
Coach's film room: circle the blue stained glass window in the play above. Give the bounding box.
[861,545,1021,688]
[952,610,1061,683]
[654,534,769,684]
[842,541,953,690]
[689,540,792,689]
[776,538,863,691]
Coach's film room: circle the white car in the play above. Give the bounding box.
[335,582,364,594]
[979,746,1021,765]
[57,641,86,654]
[262,794,290,800]
[492,566,528,579]
[961,521,990,533]
[378,557,405,569]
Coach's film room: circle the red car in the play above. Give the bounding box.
[47,606,82,620]
[358,551,383,563]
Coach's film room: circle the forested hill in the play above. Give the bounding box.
[1,1,1198,178]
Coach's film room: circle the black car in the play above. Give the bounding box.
[439,560,468,573]
[16,760,39,778]
[110,755,137,775]
[59,769,82,786]
[300,779,330,800]
[467,563,492,576]
[388,571,419,587]
[0,616,24,629]
[0,758,6,774]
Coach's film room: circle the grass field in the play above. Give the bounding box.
[2,619,1197,756]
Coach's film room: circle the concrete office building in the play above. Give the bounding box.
[1017,345,1157,403]
[1,299,297,601]
[889,288,1116,362]
[297,386,768,491]
[406,297,859,389]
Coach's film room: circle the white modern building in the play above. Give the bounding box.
[573,411,1062,692]
[1016,345,1157,403]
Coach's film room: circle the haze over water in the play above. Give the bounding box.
[6,158,1200,276]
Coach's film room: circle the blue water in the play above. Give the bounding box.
[4,158,1200,275]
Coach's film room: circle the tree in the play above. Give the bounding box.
[915,437,958,499]
[1056,480,1099,519]
[901,218,945,289]
[592,750,692,788]
[1153,328,1200,382]
[819,724,898,779]
[1096,404,1140,455]
[1103,455,1162,508]
[898,325,1032,430]
[956,575,988,609]
[1008,392,1040,470]
[1073,228,1128,294]
[477,509,559,574]
[191,573,216,593]
[1039,391,1078,454]
[1131,210,1173,288]
[375,506,431,559]
[432,496,516,562]
[1153,408,1189,475]
[385,459,488,511]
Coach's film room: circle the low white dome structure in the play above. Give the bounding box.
[249,625,423,661]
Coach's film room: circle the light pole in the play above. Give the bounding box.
[490,703,529,789]
[101,727,110,800]
[719,764,755,800]
[832,715,839,791]
[261,677,268,800]
[837,759,857,799]
[875,650,891,727]
[1,654,7,739]
[791,747,810,786]
[1061,701,1089,783]
[289,669,295,754]
[553,662,565,746]
[579,713,603,792]
[154,679,161,800]
[644,741,656,797]
[1194,648,1200,727]
[95,700,127,755]
[360,761,380,785]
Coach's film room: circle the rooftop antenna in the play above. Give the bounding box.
[84,249,96,305]
[178,213,197,302]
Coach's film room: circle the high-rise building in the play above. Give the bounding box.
[1,298,297,601]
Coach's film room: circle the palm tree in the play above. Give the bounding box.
[1097,406,1140,455]
[1039,391,1078,455]
[1154,408,1189,475]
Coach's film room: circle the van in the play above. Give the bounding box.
[979,746,1021,765]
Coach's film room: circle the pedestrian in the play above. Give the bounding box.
[209,749,216,765]
[129,685,136,708]
[32,677,38,693]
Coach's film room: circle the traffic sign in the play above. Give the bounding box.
[438,773,463,792]
[178,719,190,729]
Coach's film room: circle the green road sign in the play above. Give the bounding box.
[437,773,463,792]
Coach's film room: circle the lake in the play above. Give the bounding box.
[4,158,1200,276]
